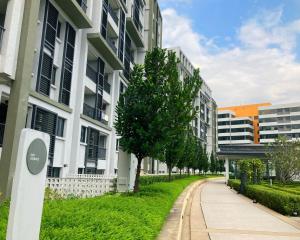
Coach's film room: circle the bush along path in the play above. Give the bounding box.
[228,179,300,216]
[0,175,218,240]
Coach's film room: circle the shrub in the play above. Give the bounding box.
[0,176,209,240]
[228,179,300,215]
[139,174,189,185]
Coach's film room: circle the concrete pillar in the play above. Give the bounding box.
[0,0,40,200]
[225,157,229,184]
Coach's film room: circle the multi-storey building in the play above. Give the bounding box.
[169,47,217,153]
[218,110,254,145]
[144,47,217,174]
[218,103,271,145]
[259,102,300,143]
[0,0,159,179]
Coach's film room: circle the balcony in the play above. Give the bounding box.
[104,75,111,94]
[83,103,109,125]
[0,26,5,51]
[107,38,117,54]
[83,103,101,121]
[108,4,119,26]
[86,64,97,84]
[87,33,123,70]
[53,0,92,28]
[126,10,144,48]
[98,147,107,160]
[76,0,88,13]
[0,123,5,147]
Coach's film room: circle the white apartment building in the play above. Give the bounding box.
[146,47,217,174]
[0,0,161,180]
[170,47,217,153]
[259,102,300,143]
[218,110,254,145]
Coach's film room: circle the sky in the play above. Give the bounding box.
[158,0,300,107]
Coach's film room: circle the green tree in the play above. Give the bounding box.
[196,140,204,174]
[209,152,216,173]
[160,50,202,180]
[203,146,209,174]
[267,136,300,183]
[115,48,168,192]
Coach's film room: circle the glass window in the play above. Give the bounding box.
[56,117,65,137]
[80,126,87,143]
[51,66,57,85]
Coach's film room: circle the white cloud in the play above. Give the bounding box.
[162,7,300,107]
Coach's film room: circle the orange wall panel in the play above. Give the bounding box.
[218,103,271,144]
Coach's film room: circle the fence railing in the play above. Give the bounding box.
[0,123,5,147]
[0,26,5,51]
[46,175,116,198]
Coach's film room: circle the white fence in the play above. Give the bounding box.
[46,174,117,198]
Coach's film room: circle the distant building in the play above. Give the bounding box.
[259,102,300,143]
[218,103,271,145]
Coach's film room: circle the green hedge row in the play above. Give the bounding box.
[140,174,190,185]
[228,180,300,216]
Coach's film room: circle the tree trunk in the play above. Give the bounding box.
[179,169,182,176]
[133,157,143,193]
[168,166,172,182]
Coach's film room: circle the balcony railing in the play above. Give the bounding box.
[108,4,119,26]
[86,64,97,84]
[0,123,5,147]
[104,75,111,94]
[107,38,117,53]
[83,103,99,120]
[76,0,88,13]
[98,147,106,160]
[0,26,5,51]
[83,103,108,125]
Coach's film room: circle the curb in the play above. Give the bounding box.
[177,180,206,240]
[157,178,209,240]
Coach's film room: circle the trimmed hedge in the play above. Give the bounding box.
[140,174,189,185]
[228,179,300,215]
[140,174,222,186]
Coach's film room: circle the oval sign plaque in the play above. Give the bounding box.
[26,139,47,175]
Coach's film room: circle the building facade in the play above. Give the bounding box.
[259,102,300,143]
[218,103,271,145]
[0,0,161,179]
[144,47,217,174]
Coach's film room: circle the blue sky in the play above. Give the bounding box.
[158,0,300,106]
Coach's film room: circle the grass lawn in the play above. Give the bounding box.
[0,175,216,240]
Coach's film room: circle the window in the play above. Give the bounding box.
[56,21,61,38]
[56,117,65,137]
[51,66,57,85]
[116,139,119,151]
[80,126,87,143]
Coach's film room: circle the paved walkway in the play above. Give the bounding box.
[199,179,300,240]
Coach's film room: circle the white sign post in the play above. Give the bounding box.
[6,129,50,240]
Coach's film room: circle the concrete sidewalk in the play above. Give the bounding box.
[200,179,300,240]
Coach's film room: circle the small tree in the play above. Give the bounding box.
[209,152,216,174]
[203,146,209,174]
[115,48,168,192]
[161,50,202,180]
[267,136,300,183]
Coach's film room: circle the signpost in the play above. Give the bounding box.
[6,129,49,240]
